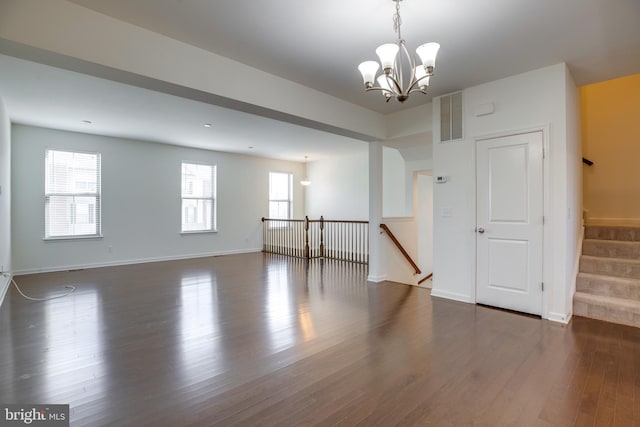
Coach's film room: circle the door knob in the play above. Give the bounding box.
[477,228,485,234]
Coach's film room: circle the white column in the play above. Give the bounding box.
[368,140,386,282]
[0,95,12,305]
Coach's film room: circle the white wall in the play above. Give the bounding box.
[385,103,433,138]
[368,113,433,286]
[305,150,369,220]
[417,173,433,278]
[432,63,581,322]
[405,155,433,215]
[384,131,433,217]
[564,67,582,316]
[11,125,306,274]
[0,97,10,303]
[382,146,406,217]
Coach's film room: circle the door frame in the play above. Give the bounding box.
[472,125,551,318]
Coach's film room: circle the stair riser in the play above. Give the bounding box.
[582,241,640,260]
[576,276,640,301]
[580,257,640,279]
[585,227,640,242]
[574,301,640,328]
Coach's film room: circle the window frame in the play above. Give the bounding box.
[44,149,102,240]
[181,162,217,234]
[268,171,293,225]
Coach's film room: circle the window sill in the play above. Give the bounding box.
[180,230,218,235]
[44,235,104,242]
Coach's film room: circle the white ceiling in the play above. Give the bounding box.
[1,0,639,161]
[65,0,640,113]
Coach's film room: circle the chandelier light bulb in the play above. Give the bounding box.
[358,61,380,88]
[416,42,440,70]
[377,75,393,99]
[376,43,400,73]
[301,156,311,186]
[414,66,430,90]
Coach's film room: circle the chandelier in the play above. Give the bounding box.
[358,0,440,103]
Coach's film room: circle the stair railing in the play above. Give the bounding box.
[379,223,421,275]
[418,273,433,285]
[262,216,369,264]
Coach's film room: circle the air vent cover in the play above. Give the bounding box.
[440,92,463,142]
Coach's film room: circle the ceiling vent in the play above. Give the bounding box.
[440,92,463,142]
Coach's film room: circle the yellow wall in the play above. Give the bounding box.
[581,73,640,225]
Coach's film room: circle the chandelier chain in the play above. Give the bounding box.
[393,0,402,40]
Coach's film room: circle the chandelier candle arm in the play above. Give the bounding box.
[357,0,440,103]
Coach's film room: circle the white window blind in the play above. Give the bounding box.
[45,149,101,239]
[182,162,216,232]
[268,172,292,220]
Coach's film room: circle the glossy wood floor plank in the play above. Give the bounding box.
[2,253,640,426]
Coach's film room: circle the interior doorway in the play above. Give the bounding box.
[475,131,544,315]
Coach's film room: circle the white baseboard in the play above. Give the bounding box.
[585,218,640,227]
[13,248,263,276]
[430,288,474,303]
[367,274,388,283]
[0,274,11,308]
[547,311,571,324]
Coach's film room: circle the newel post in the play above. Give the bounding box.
[261,217,266,253]
[304,216,310,260]
[319,216,325,258]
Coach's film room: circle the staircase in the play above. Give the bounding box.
[574,225,640,327]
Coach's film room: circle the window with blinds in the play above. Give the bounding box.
[181,162,216,232]
[45,149,101,239]
[268,172,292,221]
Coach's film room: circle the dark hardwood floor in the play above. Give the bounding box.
[1,253,639,426]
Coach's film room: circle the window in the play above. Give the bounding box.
[182,162,216,232]
[45,149,101,239]
[269,172,292,220]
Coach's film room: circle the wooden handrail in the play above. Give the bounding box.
[418,273,433,285]
[262,217,305,222]
[380,223,421,275]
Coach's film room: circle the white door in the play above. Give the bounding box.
[476,131,543,315]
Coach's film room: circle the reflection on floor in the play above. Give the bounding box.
[1,252,639,426]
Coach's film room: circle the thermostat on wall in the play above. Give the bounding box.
[435,176,448,183]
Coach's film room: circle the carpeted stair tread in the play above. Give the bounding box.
[576,272,640,301]
[582,239,640,259]
[574,291,640,328]
[579,255,640,279]
[584,225,640,242]
[575,225,640,327]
